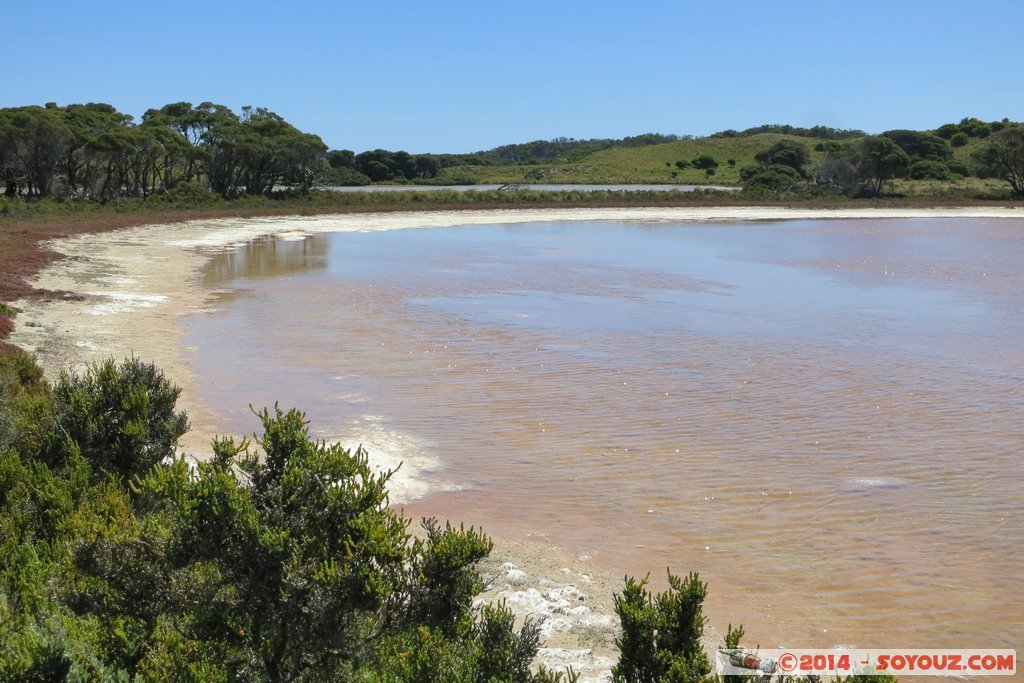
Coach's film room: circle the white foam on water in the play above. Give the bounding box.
[847,477,909,491]
[324,418,459,504]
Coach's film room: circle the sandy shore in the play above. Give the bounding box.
[8,204,1022,680]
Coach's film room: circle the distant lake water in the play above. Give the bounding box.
[183,217,1023,652]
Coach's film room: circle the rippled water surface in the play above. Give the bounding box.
[184,217,1023,651]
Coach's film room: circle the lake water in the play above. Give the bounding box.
[183,216,1023,652]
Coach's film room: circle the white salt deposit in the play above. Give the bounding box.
[84,291,168,315]
[485,560,617,681]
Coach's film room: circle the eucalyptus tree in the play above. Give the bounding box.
[973,125,1024,197]
[0,105,73,197]
[852,136,910,195]
[754,139,810,176]
[142,101,235,185]
[58,103,132,196]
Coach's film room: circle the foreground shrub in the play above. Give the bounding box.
[613,571,712,682]
[52,358,189,480]
[4,355,877,682]
[1,356,575,681]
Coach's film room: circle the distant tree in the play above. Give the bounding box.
[360,158,393,182]
[853,136,911,195]
[0,106,73,196]
[743,164,803,194]
[413,155,441,178]
[328,149,356,169]
[691,154,718,170]
[811,154,858,194]
[144,101,234,184]
[713,123,865,140]
[58,103,133,196]
[675,160,690,170]
[329,167,371,185]
[973,126,1024,196]
[392,150,416,179]
[882,130,952,162]
[621,133,680,146]
[950,132,969,147]
[754,140,809,175]
[947,158,971,177]
[738,165,761,182]
[356,150,400,181]
[959,117,992,138]
[909,159,952,180]
[140,102,327,197]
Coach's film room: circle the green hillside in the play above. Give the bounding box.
[465,134,830,185]
[443,122,1016,198]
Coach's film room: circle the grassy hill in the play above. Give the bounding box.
[436,126,1010,198]
[461,134,819,185]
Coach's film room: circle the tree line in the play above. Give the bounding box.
[325,133,689,184]
[0,102,328,200]
[3,101,1021,200]
[0,101,685,195]
[327,148,442,184]
[453,133,684,166]
[739,120,1024,197]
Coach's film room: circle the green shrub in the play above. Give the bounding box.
[327,167,371,186]
[52,358,188,480]
[152,180,219,206]
[909,160,952,180]
[754,140,809,175]
[0,349,51,456]
[742,164,803,195]
[947,159,971,177]
[0,348,43,394]
[612,571,712,682]
[739,165,761,182]
[691,154,719,170]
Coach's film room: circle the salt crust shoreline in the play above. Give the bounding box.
[9,205,1021,679]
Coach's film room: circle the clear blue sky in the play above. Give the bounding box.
[6,0,1021,153]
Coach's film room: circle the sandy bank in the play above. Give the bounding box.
[8,204,1022,680]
